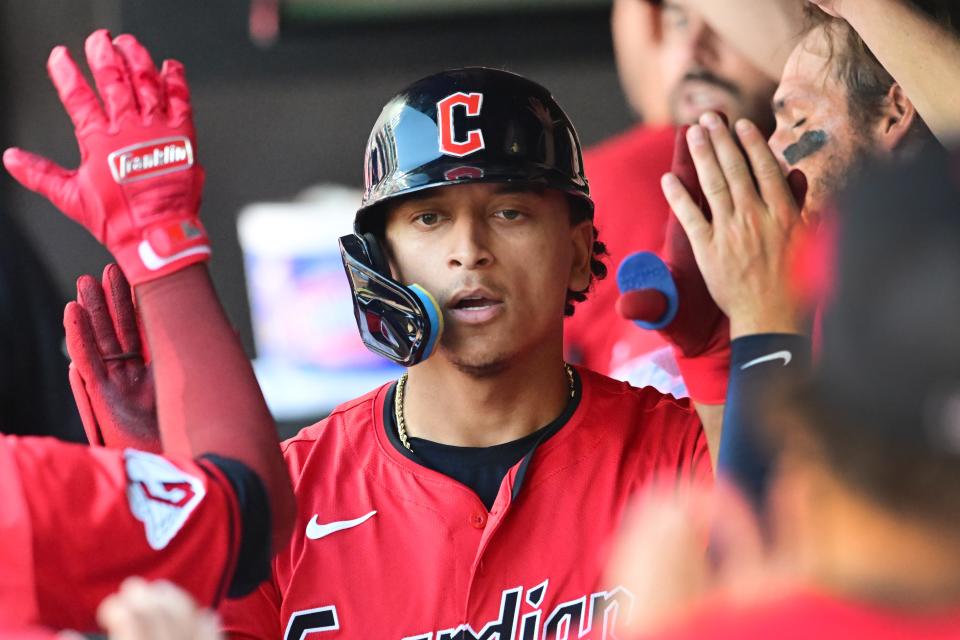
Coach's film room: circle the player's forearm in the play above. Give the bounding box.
[718,333,811,509]
[840,0,960,142]
[135,264,295,551]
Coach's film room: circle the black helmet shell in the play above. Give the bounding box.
[357,67,592,232]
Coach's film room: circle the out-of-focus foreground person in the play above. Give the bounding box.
[96,578,223,640]
[32,579,226,640]
[613,145,960,640]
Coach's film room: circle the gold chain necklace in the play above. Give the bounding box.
[394,363,576,452]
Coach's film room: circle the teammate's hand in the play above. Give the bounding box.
[3,30,209,286]
[66,263,160,451]
[98,577,223,640]
[662,112,809,340]
[605,481,772,637]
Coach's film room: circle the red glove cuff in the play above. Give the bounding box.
[113,216,211,285]
[672,335,731,404]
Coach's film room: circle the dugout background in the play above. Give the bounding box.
[0,0,631,392]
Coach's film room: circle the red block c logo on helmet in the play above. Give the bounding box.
[437,92,485,157]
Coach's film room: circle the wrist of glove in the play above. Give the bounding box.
[3,30,210,286]
[670,317,731,404]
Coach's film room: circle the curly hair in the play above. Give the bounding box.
[564,196,609,317]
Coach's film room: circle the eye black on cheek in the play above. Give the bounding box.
[783,130,828,166]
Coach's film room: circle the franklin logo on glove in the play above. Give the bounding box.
[109,137,193,183]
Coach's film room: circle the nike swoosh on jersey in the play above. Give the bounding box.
[740,350,792,370]
[138,240,211,271]
[306,510,377,540]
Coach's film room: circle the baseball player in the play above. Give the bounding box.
[210,68,713,638]
[64,66,715,637]
[0,30,294,632]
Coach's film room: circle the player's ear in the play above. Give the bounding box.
[874,83,918,153]
[568,218,594,294]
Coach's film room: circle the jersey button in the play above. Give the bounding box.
[470,512,487,528]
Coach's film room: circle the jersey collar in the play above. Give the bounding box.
[377,368,583,500]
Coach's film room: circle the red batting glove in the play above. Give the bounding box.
[617,124,731,403]
[660,123,731,403]
[619,122,809,403]
[3,30,209,286]
[65,263,160,451]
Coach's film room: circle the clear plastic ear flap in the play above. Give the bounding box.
[361,232,389,273]
[338,234,443,366]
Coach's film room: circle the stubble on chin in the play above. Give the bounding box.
[438,342,510,378]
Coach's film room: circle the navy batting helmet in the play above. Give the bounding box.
[355,67,593,232]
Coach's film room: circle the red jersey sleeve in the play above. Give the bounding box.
[218,573,283,640]
[0,626,65,639]
[218,435,303,639]
[9,437,242,631]
[644,393,714,490]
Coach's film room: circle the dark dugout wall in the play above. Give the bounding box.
[0,0,633,354]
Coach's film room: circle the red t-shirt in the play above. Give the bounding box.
[220,368,710,639]
[0,436,242,631]
[566,125,684,395]
[645,590,960,640]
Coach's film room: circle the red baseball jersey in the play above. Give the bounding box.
[220,367,710,639]
[565,125,684,395]
[0,627,63,640]
[0,435,242,631]
[643,590,960,640]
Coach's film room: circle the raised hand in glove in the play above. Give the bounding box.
[65,263,159,451]
[618,115,807,403]
[662,113,809,342]
[616,119,732,403]
[4,29,209,285]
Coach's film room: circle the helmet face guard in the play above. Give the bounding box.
[338,233,442,367]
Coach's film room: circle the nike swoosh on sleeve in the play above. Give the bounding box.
[740,350,792,370]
